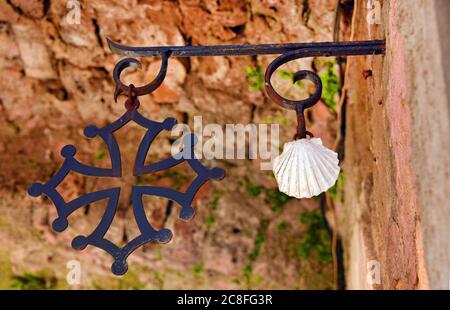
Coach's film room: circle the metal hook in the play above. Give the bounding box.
[124,84,140,110]
[264,51,323,139]
[113,51,172,103]
[264,59,323,111]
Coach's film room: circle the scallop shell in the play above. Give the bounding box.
[272,138,340,199]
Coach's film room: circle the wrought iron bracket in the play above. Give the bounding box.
[108,39,385,138]
[27,39,385,276]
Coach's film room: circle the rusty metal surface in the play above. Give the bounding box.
[107,38,384,58]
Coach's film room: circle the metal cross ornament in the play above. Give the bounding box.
[28,58,225,275]
[28,39,384,275]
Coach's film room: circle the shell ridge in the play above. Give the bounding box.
[309,152,332,190]
[277,142,296,183]
[313,145,340,179]
[303,149,320,197]
[297,142,311,198]
[311,142,339,163]
[301,148,321,196]
[274,141,298,195]
[312,151,339,190]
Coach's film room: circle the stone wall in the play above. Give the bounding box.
[343,0,450,289]
[1,0,448,290]
[0,0,338,289]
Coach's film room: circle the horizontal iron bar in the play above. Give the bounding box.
[107,38,385,58]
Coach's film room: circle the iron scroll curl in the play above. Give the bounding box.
[264,52,323,111]
[113,51,171,102]
[264,51,324,139]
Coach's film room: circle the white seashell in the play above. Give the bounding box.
[272,138,340,199]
